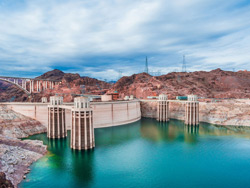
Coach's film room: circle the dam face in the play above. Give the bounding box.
[2,100,141,129]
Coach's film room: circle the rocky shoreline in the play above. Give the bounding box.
[0,105,47,187]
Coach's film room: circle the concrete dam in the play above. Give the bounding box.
[3,100,142,129]
[2,94,201,150]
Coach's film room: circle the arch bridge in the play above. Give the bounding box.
[0,76,60,95]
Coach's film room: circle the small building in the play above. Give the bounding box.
[101,95,112,102]
[107,91,119,101]
[124,96,129,100]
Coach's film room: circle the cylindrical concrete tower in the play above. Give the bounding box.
[185,95,199,126]
[47,96,66,138]
[71,97,95,150]
[157,94,169,122]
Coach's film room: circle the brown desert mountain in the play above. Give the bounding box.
[0,69,111,102]
[110,68,250,99]
[1,68,250,102]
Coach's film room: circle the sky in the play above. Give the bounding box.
[0,0,250,80]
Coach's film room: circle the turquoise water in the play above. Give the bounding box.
[20,118,250,188]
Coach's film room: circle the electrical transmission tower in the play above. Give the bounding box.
[182,55,187,72]
[118,70,122,80]
[145,56,149,74]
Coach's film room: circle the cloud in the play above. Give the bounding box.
[0,0,250,80]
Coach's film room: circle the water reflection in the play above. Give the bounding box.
[140,118,197,143]
[95,121,141,147]
[71,150,94,186]
[140,118,250,144]
[184,125,199,144]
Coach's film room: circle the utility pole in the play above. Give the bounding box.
[145,56,149,74]
[182,55,187,72]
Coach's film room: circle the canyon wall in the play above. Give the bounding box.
[140,99,250,126]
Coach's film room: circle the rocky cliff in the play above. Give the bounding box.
[111,69,250,99]
[0,105,47,187]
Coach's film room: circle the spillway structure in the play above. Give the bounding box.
[47,96,66,138]
[185,95,199,126]
[157,94,169,122]
[71,97,95,150]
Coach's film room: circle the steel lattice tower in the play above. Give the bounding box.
[145,56,149,74]
[182,55,187,72]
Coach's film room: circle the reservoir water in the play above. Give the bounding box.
[20,118,250,188]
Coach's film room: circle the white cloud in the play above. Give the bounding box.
[0,0,250,79]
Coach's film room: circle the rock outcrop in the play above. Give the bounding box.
[0,136,46,187]
[0,172,14,188]
[0,105,46,138]
[0,105,47,187]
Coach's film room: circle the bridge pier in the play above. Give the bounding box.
[157,94,169,122]
[185,95,199,126]
[47,96,66,139]
[71,97,95,150]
